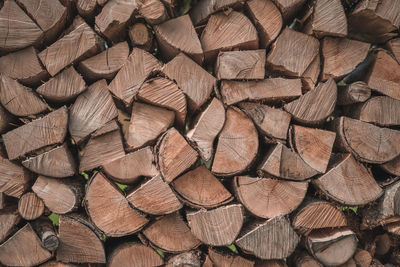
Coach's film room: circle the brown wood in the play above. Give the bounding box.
[127,174,182,215]
[41,261,78,267]
[189,0,243,25]
[0,156,31,198]
[32,176,84,214]
[256,260,288,267]
[18,192,44,220]
[293,251,323,267]
[311,0,347,37]
[0,206,21,243]
[381,155,400,176]
[32,217,59,251]
[108,242,164,267]
[313,153,383,205]
[172,166,233,208]
[234,176,308,219]
[220,78,302,105]
[216,50,266,80]
[353,249,372,267]
[142,213,201,252]
[337,81,371,105]
[387,38,400,63]
[128,23,154,51]
[139,0,169,25]
[0,105,15,134]
[302,53,321,91]
[166,250,202,267]
[77,0,97,19]
[271,0,306,21]
[208,248,255,267]
[0,192,5,210]
[236,216,299,260]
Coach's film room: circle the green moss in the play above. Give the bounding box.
[227,244,238,253]
[338,206,358,214]
[156,249,165,258]
[48,213,59,226]
[115,182,127,191]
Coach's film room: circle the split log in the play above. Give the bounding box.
[301,53,320,91]
[236,216,299,260]
[246,0,282,48]
[313,153,383,205]
[208,248,254,267]
[56,214,106,263]
[78,41,129,81]
[0,206,21,243]
[271,0,306,21]
[0,192,4,210]
[0,156,31,198]
[128,23,154,51]
[154,14,203,63]
[103,146,159,184]
[32,217,59,251]
[0,74,48,117]
[125,102,175,151]
[293,251,323,267]
[139,0,169,25]
[322,37,370,81]
[385,222,400,236]
[234,176,308,218]
[310,0,347,37]
[0,223,52,266]
[189,0,243,25]
[32,176,84,214]
[0,0,43,52]
[18,192,44,220]
[212,107,258,176]
[163,52,216,110]
[387,38,400,63]
[108,243,163,267]
[381,156,400,176]
[186,204,244,246]
[127,174,182,215]
[172,166,233,208]
[166,250,202,267]
[39,16,104,76]
[216,50,266,80]
[108,48,161,105]
[76,0,97,19]
[256,260,288,267]
[284,79,337,125]
[142,213,201,252]
[186,98,225,161]
[201,11,259,61]
[353,249,372,267]
[337,81,371,105]
[305,228,357,266]
[258,143,318,181]
[156,127,198,183]
[41,261,78,267]
[0,105,14,134]
[69,79,117,143]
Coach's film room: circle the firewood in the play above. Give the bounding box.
[76,0,97,19]
[142,213,201,252]
[310,0,347,37]
[212,107,258,176]
[381,156,400,176]
[216,50,266,80]
[186,98,225,161]
[154,14,203,63]
[220,78,302,105]
[246,0,282,48]
[108,243,164,267]
[271,0,306,21]
[302,53,320,91]
[384,222,400,236]
[0,105,14,134]
[128,23,154,51]
[0,74,49,117]
[156,127,198,183]
[108,48,161,105]
[373,233,391,256]
[322,37,370,81]
[0,223,52,266]
[334,117,400,164]
[203,255,213,267]
[69,79,117,143]
[189,0,244,25]
[0,206,21,243]
[256,260,288,267]
[56,214,106,263]
[239,102,291,141]
[353,249,372,267]
[387,38,400,63]
[313,154,383,205]
[293,251,323,267]
[201,11,259,61]
[366,50,400,100]
[127,174,182,215]
[18,192,44,220]
[163,53,216,110]
[32,217,59,251]
[0,0,43,52]
[258,143,318,181]
[0,156,31,198]
[32,176,84,214]
[78,41,129,81]
[337,81,371,105]
[186,204,244,246]
[0,192,4,210]
[126,102,175,151]
[305,228,357,266]
[234,176,308,219]
[172,166,233,208]
[236,216,299,260]
[139,0,169,25]
[208,248,255,267]
[166,250,202,267]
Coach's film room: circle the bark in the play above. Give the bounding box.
[32,217,59,251]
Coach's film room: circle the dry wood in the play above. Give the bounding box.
[208,248,255,267]
[187,204,244,246]
[142,213,201,252]
[0,156,31,198]
[41,261,79,267]
[126,102,175,151]
[32,217,59,251]
[313,153,383,205]
[77,0,97,19]
[166,250,202,267]
[0,206,21,243]
[128,23,154,51]
[353,249,372,267]
[322,37,370,81]
[384,222,400,236]
[302,53,320,91]
[108,243,164,267]
[201,11,259,61]
[154,14,203,63]
[234,176,308,219]
[220,78,302,105]
[381,156,400,176]
[172,166,233,208]
[18,192,44,220]
[387,38,400,63]
[256,260,288,267]
[139,0,169,25]
[216,50,266,80]
[337,81,371,105]
[0,105,14,134]
[127,174,182,215]
[236,216,299,260]
[293,251,323,267]
[32,176,84,214]
[373,233,391,255]
[156,127,198,183]
[0,192,4,210]
[271,0,306,21]
[163,52,216,110]
[311,0,347,37]
[189,0,243,25]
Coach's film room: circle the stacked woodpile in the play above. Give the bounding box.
[0,0,400,266]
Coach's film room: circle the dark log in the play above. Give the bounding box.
[127,174,182,215]
[353,249,372,267]
[172,166,233,208]
[186,204,244,246]
[32,176,84,214]
[337,81,371,105]
[271,0,306,22]
[32,217,59,251]
[18,192,44,220]
[381,155,400,176]
[0,156,31,198]
[142,213,201,252]
[311,0,347,37]
[76,0,97,19]
[156,127,198,183]
[139,0,169,25]
[208,248,254,267]
[0,192,4,210]
[0,206,21,243]
[108,242,164,267]
[236,216,299,260]
[234,176,308,219]
[256,260,288,267]
[313,153,383,205]
[216,50,266,80]
[384,222,400,236]
[128,23,154,51]
[203,255,213,267]
[293,251,323,267]
[166,250,202,267]
[189,0,243,25]
[373,233,391,256]
[0,105,15,134]
[387,38,400,63]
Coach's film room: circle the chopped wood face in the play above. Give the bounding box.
[208,248,254,267]
[312,0,347,37]
[139,0,169,25]
[108,243,163,267]
[190,0,243,25]
[355,96,400,126]
[0,156,31,198]
[337,81,371,105]
[388,38,400,63]
[0,206,21,244]
[18,192,44,220]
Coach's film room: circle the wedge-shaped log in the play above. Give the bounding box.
[108,243,164,267]
[18,192,44,220]
[294,252,323,267]
[388,38,400,63]
[0,106,14,135]
[381,156,400,176]
[208,248,254,267]
[76,0,97,19]
[311,0,347,37]
[189,0,243,25]
[337,81,371,105]
[271,0,306,21]
[0,156,31,198]
[0,206,21,243]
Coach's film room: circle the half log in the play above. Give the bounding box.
[108,243,163,267]
[0,156,31,198]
